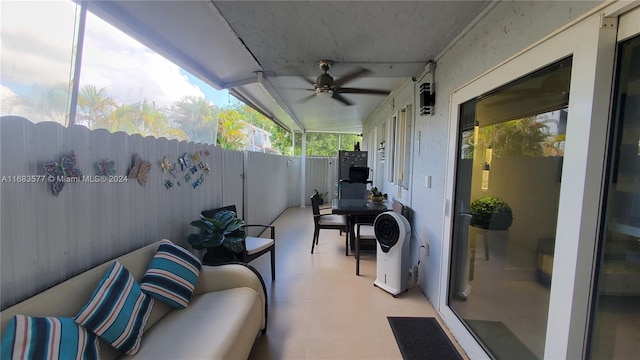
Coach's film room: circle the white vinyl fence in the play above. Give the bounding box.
[305,156,338,204]
[0,116,305,309]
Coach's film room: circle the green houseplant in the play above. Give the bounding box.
[369,187,388,202]
[187,210,247,264]
[312,189,328,204]
[470,196,513,231]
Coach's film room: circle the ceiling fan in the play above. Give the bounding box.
[297,60,390,106]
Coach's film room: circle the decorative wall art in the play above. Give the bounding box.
[192,151,201,162]
[160,157,171,173]
[128,153,151,186]
[96,159,116,176]
[163,149,211,190]
[43,151,82,196]
[178,153,193,171]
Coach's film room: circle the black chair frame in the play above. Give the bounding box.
[310,194,348,254]
[201,205,275,280]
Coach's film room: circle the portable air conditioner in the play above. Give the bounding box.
[373,211,411,296]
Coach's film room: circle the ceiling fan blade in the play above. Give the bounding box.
[331,93,353,106]
[286,66,316,86]
[333,67,372,87]
[298,93,317,103]
[336,87,390,95]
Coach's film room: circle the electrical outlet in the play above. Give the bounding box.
[424,175,432,188]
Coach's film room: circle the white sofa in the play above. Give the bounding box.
[0,240,268,359]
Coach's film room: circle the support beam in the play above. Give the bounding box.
[300,132,306,208]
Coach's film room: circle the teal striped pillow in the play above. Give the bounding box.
[140,239,202,308]
[1,315,99,359]
[74,261,154,355]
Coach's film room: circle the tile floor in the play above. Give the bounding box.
[246,206,469,359]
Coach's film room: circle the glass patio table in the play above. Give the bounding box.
[331,199,392,256]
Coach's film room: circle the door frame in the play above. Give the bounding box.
[438,2,636,358]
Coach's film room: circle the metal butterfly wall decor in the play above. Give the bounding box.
[96,159,116,176]
[128,153,151,186]
[160,156,171,173]
[43,151,82,196]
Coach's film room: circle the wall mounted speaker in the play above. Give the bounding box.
[420,82,435,115]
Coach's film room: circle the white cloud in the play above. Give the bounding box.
[1,85,17,99]
[1,1,206,108]
[0,1,77,86]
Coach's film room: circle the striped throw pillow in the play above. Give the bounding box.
[140,239,202,308]
[74,261,154,355]
[1,315,99,359]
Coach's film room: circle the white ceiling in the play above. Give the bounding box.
[87,0,491,134]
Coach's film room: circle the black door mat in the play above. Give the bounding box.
[388,317,463,360]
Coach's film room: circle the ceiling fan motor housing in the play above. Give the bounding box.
[316,73,334,93]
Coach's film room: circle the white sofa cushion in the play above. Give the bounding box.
[126,287,263,360]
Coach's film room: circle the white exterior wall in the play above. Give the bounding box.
[362,0,602,307]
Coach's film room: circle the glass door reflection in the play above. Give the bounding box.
[448,58,572,359]
[588,34,640,360]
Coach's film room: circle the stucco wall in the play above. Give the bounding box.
[363,0,602,307]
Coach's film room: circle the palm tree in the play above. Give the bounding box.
[76,85,117,129]
[217,108,248,150]
[97,103,140,134]
[171,96,219,143]
[3,82,71,124]
[140,100,188,140]
[476,116,558,158]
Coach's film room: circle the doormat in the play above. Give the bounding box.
[388,317,463,360]
[466,319,537,360]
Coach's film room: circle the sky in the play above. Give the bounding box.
[1,0,234,117]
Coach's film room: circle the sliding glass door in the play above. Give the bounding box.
[448,58,572,359]
[588,33,640,360]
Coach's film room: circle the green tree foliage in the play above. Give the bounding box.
[137,100,189,140]
[216,107,249,150]
[239,105,292,156]
[3,81,351,157]
[294,133,362,156]
[171,96,219,144]
[467,115,563,160]
[3,82,71,124]
[77,85,117,129]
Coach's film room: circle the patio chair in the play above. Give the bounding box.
[354,200,410,275]
[311,194,348,254]
[201,205,275,280]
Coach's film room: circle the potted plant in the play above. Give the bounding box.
[469,196,513,231]
[313,189,328,204]
[369,187,388,202]
[187,210,247,264]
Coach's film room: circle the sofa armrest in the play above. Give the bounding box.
[193,263,268,332]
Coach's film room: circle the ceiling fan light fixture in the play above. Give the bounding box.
[295,59,389,106]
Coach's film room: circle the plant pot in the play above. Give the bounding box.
[202,246,238,265]
[369,196,385,202]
